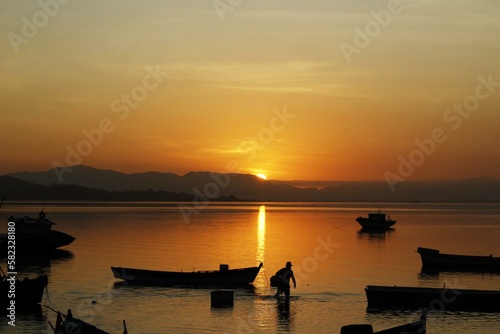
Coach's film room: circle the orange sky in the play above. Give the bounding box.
[2,1,500,181]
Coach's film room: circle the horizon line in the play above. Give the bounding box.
[3,164,498,184]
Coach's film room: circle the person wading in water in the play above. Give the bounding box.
[274,261,296,300]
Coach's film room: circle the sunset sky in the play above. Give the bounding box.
[2,0,499,182]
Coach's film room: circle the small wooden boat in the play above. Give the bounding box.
[365,285,500,311]
[417,247,500,273]
[356,209,396,230]
[341,309,427,334]
[111,262,263,287]
[50,309,128,334]
[1,271,48,311]
[0,211,75,251]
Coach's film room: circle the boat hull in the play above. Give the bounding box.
[0,230,75,251]
[365,285,500,312]
[417,247,500,273]
[375,318,426,334]
[356,217,396,230]
[111,263,263,287]
[2,216,75,251]
[53,309,113,334]
[1,275,48,311]
[341,314,426,334]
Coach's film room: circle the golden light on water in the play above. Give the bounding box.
[257,205,266,264]
[254,205,267,288]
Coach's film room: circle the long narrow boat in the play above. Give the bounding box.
[417,247,500,273]
[341,309,427,334]
[111,263,263,287]
[365,285,500,311]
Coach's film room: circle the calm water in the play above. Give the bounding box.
[2,202,500,333]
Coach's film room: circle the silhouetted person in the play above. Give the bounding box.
[274,261,296,300]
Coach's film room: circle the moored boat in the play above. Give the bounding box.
[111,263,263,287]
[0,211,75,252]
[50,309,128,334]
[356,210,396,230]
[341,309,427,334]
[1,271,48,311]
[365,285,500,311]
[417,247,500,273]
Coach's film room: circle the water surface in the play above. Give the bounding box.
[2,202,500,333]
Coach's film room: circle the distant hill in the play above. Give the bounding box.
[0,175,194,201]
[314,178,500,202]
[4,166,500,202]
[5,166,314,201]
[9,165,181,192]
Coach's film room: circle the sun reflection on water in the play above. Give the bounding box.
[257,205,266,264]
[254,205,268,287]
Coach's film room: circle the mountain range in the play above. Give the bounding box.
[2,165,500,202]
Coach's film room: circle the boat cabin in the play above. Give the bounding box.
[367,212,388,222]
[8,215,54,236]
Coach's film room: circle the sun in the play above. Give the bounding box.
[256,173,267,180]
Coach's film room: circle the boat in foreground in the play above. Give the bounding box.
[111,262,263,287]
[417,247,500,273]
[356,210,396,230]
[341,309,427,334]
[365,285,500,311]
[51,309,127,334]
[1,211,75,251]
[1,272,48,311]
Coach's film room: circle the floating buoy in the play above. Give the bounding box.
[210,290,234,308]
[340,324,374,334]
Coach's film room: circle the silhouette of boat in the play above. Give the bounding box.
[50,308,128,334]
[111,263,263,287]
[341,309,427,334]
[365,285,500,311]
[356,209,396,230]
[1,271,48,311]
[417,247,500,273]
[0,210,75,251]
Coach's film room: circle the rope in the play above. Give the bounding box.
[262,267,270,287]
[331,220,356,229]
[44,284,52,305]
[43,305,61,316]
